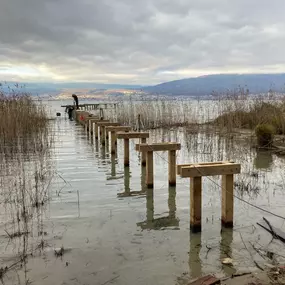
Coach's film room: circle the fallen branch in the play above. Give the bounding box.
[257,217,285,244]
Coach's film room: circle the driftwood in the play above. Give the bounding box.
[257,217,285,243]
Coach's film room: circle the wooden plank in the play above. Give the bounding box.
[221,174,234,228]
[181,163,241,178]
[137,142,181,152]
[96,122,120,127]
[177,161,234,175]
[105,126,131,132]
[85,116,99,121]
[117,132,149,139]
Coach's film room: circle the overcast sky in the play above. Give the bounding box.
[1,0,285,85]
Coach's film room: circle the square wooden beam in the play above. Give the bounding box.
[117,132,149,139]
[180,163,240,178]
[136,142,181,152]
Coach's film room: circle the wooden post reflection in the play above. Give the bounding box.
[137,185,179,230]
[124,167,130,195]
[111,154,116,177]
[189,232,202,279]
[220,228,236,276]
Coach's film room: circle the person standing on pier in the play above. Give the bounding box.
[72,94,79,109]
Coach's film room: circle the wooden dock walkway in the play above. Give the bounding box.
[71,108,241,234]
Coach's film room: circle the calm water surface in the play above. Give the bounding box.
[1,99,285,285]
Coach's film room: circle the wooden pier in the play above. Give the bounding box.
[177,161,241,232]
[61,103,117,110]
[136,143,181,187]
[65,108,242,235]
[117,132,149,167]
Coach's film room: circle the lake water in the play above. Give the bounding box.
[1,99,285,285]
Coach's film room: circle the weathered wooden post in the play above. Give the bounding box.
[136,143,181,188]
[85,116,99,132]
[124,138,130,166]
[168,150,176,186]
[190,176,202,233]
[105,126,132,154]
[117,132,150,167]
[146,151,154,187]
[141,137,147,166]
[93,120,109,138]
[97,122,120,145]
[177,161,241,233]
[222,174,234,228]
[88,118,103,135]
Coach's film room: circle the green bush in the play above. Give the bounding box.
[255,124,275,147]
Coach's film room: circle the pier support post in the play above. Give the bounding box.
[141,138,146,166]
[105,126,131,155]
[111,131,116,154]
[117,132,149,168]
[146,151,154,188]
[190,177,202,233]
[124,139,130,167]
[95,123,99,139]
[100,126,106,145]
[177,161,240,233]
[168,150,176,186]
[222,174,234,228]
[136,143,181,188]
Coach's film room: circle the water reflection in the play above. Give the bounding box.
[188,229,236,279]
[100,144,106,160]
[220,228,236,276]
[254,150,273,170]
[105,136,110,153]
[137,186,179,230]
[189,233,202,279]
[107,154,124,180]
[117,166,146,197]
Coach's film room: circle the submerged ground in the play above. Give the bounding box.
[1,100,285,284]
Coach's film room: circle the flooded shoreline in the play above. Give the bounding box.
[1,101,285,284]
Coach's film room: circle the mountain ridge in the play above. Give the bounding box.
[143,73,285,95]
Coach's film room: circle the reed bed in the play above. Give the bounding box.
[0,89,54,278]
[213,95,285,134]
[110,96,216,130]
[107,94,285,135]
[0,92,51,156]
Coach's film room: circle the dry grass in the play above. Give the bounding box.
[0,91,49,156]
[111,96,213,130]
[212,95,285,134]
[109,95,285,135]
[0,87,54,280]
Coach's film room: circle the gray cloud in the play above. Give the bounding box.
[1,0,285,84]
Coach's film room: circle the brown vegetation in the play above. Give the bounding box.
[213,100,285,134]
[0,91,50,155]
